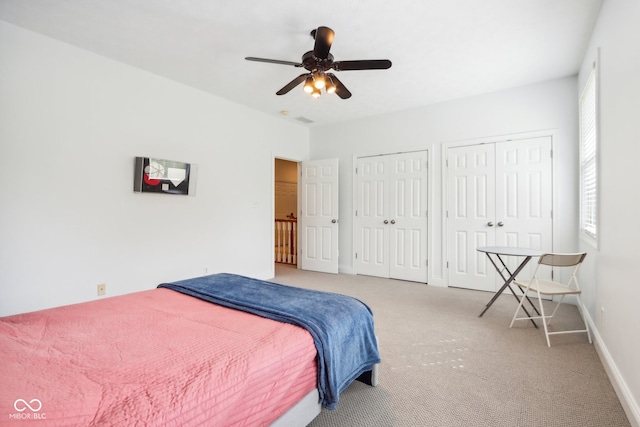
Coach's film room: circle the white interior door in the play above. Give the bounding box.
[300,159,339,274]
[356,151,428,282]
[388,152,429,282]
[446,137,553,291]
[356,156,389,277]
[495,137,553,280]
[447,144,497,291]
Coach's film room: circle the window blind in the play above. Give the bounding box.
[579,67,597,239]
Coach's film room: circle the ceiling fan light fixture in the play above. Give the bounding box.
[303,76,314,93]
[246,26,391,100]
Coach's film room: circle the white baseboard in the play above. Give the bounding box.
[585,311,640,427]
[338,265,354,275]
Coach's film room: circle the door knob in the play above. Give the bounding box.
[331,219,337,224]
[390,220,396,224]
[487,221,494,227]
[383,220,389,224]
[497,221,504,227]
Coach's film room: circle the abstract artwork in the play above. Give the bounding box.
[133,157,197,195]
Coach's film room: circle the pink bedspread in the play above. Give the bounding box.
[0,288,317,426]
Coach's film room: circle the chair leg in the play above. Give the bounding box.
[547,295,566,325]
[576,294,593,344]
[510,288,529,328]
[537,291,551,347]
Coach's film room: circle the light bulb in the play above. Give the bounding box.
[314,75,325,89]
[303,76,314,93]
[311,87,321,98]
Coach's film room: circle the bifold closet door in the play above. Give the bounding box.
[447,144,497,292]
[447,137,553,292]
[356,156,390,278]
[357,151,428,282]
[495,137,553,282]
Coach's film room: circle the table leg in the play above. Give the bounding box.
[478,254,539,328]
[493,254,541,317]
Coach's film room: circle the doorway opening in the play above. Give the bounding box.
[274,158,298,266]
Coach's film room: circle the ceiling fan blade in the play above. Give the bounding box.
[327,73,351,99]
[276,74,309,95]
[245,57,302,67]
[313,26,335,60]
[333,59,392,71]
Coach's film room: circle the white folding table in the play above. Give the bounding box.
[476,246,542,326]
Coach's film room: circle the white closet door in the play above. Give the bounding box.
[388,152,429,282]
[495,137,553,280]
[356,157,390,277]
[447,144,497,292]
[300,159,339,274]
[446,137,553,291]
[356,151,428,282]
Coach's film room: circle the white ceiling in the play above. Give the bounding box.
[0,0,603,127]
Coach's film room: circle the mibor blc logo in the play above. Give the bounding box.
[9,399,46,420]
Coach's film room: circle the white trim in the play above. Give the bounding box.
[351,154,359,275]
[338,264,354,275]
[426,148,436,286]
[585,311,640,427]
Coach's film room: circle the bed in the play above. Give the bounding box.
[0,273,380,426]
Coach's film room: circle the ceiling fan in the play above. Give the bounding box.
[245,26,392,99]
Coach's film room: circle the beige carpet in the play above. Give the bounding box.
[272,264,630,427]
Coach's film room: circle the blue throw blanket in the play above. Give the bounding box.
[158,273,380,410]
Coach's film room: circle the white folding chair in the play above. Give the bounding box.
[510,253,592,347]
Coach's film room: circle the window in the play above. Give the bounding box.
[579,65,597,241]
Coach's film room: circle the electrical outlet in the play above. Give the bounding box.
[97,283,106,296]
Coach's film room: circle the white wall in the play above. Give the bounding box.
[0,21,310,316]
[577,1,640,424]
[310,76,579,286]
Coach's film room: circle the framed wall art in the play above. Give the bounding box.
[133,157,197,196]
